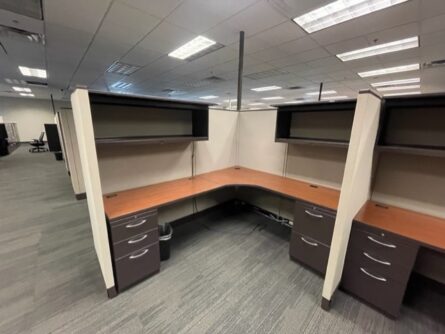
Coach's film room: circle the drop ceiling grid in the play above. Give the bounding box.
[3,0,445,99]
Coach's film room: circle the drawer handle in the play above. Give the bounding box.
[129,248,149,259]
[301,237,318,247]
[367,236,396,249]
[128,234,147,244]
[125,219,146,228]
[363,252,391,266]
[304,210,324,219]
[360,267,387,282]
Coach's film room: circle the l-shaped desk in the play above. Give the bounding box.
[103,167,445,317]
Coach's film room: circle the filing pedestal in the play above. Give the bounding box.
[341,222,419,317]
[107,209,161,292]
[290,201,335,275]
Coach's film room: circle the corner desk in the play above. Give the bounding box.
[102,167,445,318]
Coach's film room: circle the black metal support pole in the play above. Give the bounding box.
[237,31,245,111]
[318,82,323,101]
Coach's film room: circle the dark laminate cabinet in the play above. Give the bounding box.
[275,100,357,147]
[107,209,160,292]
[341,223,419,318]
[290,201,336,275]
[89,92,210,145]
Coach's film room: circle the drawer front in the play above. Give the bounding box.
[290,232,330,275]
[345,245,413,284]
[112,228,159,260]
[110,213,158,243]
[115,242,160,292]
[293,201,335,246]
[109,209,157,226]
[341,257,408,317]
[349,226,418,268]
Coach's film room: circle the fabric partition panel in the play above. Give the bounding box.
[71,89,115,290]
[322,92,382,304]
[58,107,86,196]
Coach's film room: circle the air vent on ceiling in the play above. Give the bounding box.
[25,80,47,87]
[422,59,445,69]
[184,76,225,88]
[186,43,224,62]
[5,78,26,85]
[286,86,303,90]
[0,0,43,20]
[245,69,288,80]
[106,61,141,75]
[0,24,45,45]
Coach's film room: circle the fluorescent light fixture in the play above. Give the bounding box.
[262,96,284,100]
[377,84,420,92]
[199,95,218,99]
[19,93,34,97]
[384,91,421,97]
[111,81,132,89]
[284,101,305,104]
[293,0,409,33]
[224,99,237,102]
[12,86,31,92]
[371,77,420,87]
[358,63,419,78]
[248,102,265,106]
[306,90,337,96]
[337,36,419,61]
[18,66,47,79]
[169,36,216,60]
[251,85,282,92]
[321,96,349,101]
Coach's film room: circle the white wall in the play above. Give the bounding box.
[0,96,55,141]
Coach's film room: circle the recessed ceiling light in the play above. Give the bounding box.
[251,85,282,92]
[284,101,305,104]
[199,95,218,99]
[358,63,419,78]
[376,84,420,92]
[18,66,47,79]
[306,90,337,96]
[19,93,34,97]
[321,96,349,101]
[12,86,32,92]
[384,91,421,97]
[248,102,265,106]
[169,36,216,60]
[111,81,132,89]
[293,0,409,33]
[262,96,284,100]
[337,36,419,61]
[371,77,420,87]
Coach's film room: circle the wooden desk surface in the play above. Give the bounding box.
[103,167,340,220]
[355,201,445,251]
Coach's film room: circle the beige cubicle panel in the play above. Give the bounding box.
[322,92,382,306]
[71,89,115,291]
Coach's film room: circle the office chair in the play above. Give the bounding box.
[29,132,48,153]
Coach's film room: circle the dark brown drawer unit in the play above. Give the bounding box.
[290,201,336,275]
[108,209,161,292]
[341,223,419,317]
